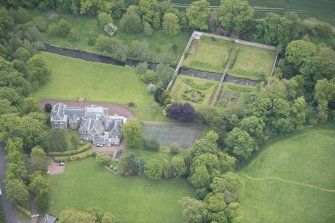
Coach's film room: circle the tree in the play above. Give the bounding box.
[120,9,143,33]
[285,40,318,69]
[179,197,207,223]
[85,206,105,223]
[163,13,180,36]
[190,165,211,189]
[44,103,52,113]
[166,103,195,122]
[171,155,187,177]
[225,127,256,159]
[29,172,51,212]
[210,172,241,193]
[258,13,292,50]
[21,97,40,114]
[102,212,119,223]
[190,130,219,158]
[138,0,161,28]
[143,139,160,151]
[239,116,266,145]
[186,0,210,30]
[96,35,128,62]
[218,0,254,35]
[119,152,139,176]
[128,40,151,61]
[59,209,96,223]
[145,159,162,180]
[97,12,113,27]
[27,54,51,87]
[123,119,143,149]
[29,147,48,172]
[226,202,243,223]
[205,193,227,223]
[6,178,29,204]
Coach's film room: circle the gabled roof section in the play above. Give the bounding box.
[88,119,102,135]
[85,105,108,120]
[65,107,84,120]
[51,103,67,121]
[79,118,91,133]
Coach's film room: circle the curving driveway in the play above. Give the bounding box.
[40,99,135,118]
[0,143,20,223]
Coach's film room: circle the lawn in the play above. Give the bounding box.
[229,44,276,80]
[239,126,335,223]
[170,75,218,106]
[31,52,167,121]
[183,37,233,73]
[49,159,194,223]
[216,83,254,108]
[32,10,190,64]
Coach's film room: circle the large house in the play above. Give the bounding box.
[50,103,127,146]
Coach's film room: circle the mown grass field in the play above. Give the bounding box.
[49,159,194,223]
[229,44,276,80]
[183,38,233,73]
[31,52,166,121]
[170,75,218,106]
[32,10,191,64]
[240,126,335,223]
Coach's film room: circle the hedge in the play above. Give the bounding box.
[54,151,96,162]
[16,204,31,217]
[48,143,92,156]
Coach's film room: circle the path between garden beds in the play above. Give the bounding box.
[40,99,135,118]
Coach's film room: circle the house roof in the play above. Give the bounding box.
[65,107,84,120]
[84,105,108,120]
[93,135,106,144]
[51,103,67,122]
[79,118,92,133]
[88,119,102,135]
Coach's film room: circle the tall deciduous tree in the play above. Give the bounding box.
[27,54,51,87]
[120,8,143,33]
[163,13,180,36]
[6,178,29,204]
[186,0,210,30]
[119,152,139,176]
[225,127,256,159]
[179,197,207,223]
[123,119,143,149]
[218,0,254,35]
[29,147,48,172]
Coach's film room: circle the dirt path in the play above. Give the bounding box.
[40,99,135,118]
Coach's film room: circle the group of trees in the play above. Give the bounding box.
[59,206,120,223]
[0,6,53,214]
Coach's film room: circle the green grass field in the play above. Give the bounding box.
[240,126,335,223]
[229,44,276,81]
[33,10,190,64]
[31,52,166,121]
[49,159,194,223]
[183,38,233,73]
[170,75,218,106]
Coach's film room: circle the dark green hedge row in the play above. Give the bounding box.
[48,143,92,156]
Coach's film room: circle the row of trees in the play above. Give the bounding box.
[59,206,120,223]
[0,6,53,214]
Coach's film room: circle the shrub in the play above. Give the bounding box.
[33,16,48,32]
[182,89,205,103]
[127,102,137,107]
[67,28,80,41]
[96,154,112,166]
[44,103,52,113]
[166,103,195,122]
[169,143,181,154]
[143,139,160,151]
[54,151,96,162]
[135,62,148,74]
[48,143,92,156]
[143,21,153,35]
[141,72,159,84]
[145,159,162,180]
[88,38,96,46]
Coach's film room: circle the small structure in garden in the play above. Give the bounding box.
[51,103,127,146]
[43,214,57,223]
[104,23,118,36]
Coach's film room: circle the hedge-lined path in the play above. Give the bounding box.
[40,99,135,118]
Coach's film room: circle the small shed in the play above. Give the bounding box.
[44,214,57,223]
